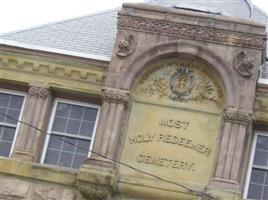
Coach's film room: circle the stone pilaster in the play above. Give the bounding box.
[86,87,129,167]
[12,86,52,162]
[211,108,252,190]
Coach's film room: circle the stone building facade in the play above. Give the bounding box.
[1,0,268,199]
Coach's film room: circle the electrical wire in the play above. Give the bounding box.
[0,111,218,200]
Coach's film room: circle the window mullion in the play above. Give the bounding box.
[0,122,17,128]
[252,164,268,171]
[51,131,91,140]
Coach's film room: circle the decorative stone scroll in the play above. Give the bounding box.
[116,35,137,57]
[29,86,49,98]
[101,88,130,106]
[117,15,266,49]
[223,109,251,125]
[233,51,254,78]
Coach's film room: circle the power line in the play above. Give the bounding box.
[0,112,218,200]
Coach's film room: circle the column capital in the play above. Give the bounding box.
[28,86,50,99]
[101,87,130,106]
[223,108,252,125]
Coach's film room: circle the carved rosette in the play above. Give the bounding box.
[233,51,254,78]
[101,88,130,106]
[29,87,49,98]
[78,183,111,200]
[116,35,137,57]
[223,110,251,125]
[117,15,266,49]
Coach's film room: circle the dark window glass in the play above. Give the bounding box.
[248,183,263,200]
[0,92,24,157]
[70,105,83,120]
[44,102,98,169]
[52,117,67,132]
[247,135,268,200]
[45,135,90,169]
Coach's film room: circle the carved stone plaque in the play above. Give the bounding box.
[119,58,224,187]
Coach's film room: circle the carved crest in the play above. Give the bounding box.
[233,51,254,78]
[170,65,195,101]
[116,35,137,57]
[134,60,224,108]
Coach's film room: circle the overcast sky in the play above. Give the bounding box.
[0,0,267,34]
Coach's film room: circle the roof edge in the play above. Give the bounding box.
[0,40,111,62]
[2,8,119,36]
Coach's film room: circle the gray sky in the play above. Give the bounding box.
[0,0,267,34]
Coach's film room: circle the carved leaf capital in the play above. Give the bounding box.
[101,88,130,106]
[28,86,49,98]
[223,109,251,125]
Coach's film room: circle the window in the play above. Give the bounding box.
[244,133,268,200]
[0,90,25,157]
[41,99,100,169]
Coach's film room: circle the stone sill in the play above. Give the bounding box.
[0,157,78,186]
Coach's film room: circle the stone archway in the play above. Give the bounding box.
[112,41,238,107]
[89,41,255,197]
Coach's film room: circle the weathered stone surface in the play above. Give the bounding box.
[0,174,85,200]
[1,177,30,199]
[60,189,84,200]
[33,185,61,200]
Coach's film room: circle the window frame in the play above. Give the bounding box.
[0,89,26,157]
[40,98,100,167]
[244,131,268,199]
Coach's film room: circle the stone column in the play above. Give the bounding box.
[87,87,129,167]
[211,108,251,190]
[12,86,52,162]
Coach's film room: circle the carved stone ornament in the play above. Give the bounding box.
[117,15,266,49]
[170,64,195,101]
[101,88,130,106]
[116,35,137,57]
[29,86,49,98]
[233,51,254,77]
[133,60,224,108]
[223,110,251,125]
[78,183,111,200]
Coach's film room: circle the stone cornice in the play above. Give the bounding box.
[223,109,252,125]
[101,88,130,106]
[117,15,266,49]
[0,53,105,94]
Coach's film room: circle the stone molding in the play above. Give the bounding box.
[223,109,251,125]
[101,88,130,106]
[29,86,49,98]
[1,54,105,84]
[117,15,266,49]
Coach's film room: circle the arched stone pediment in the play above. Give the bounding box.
[116,41,237,107]
[132,56,225,111]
